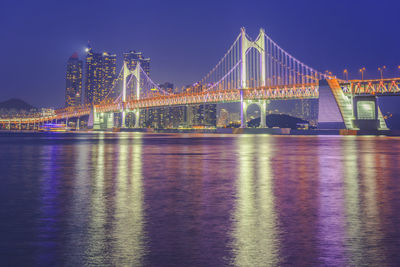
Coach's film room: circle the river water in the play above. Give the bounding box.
[1,132,400,266]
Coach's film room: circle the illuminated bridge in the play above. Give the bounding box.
[2,28,400,130]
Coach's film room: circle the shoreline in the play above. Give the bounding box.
[1,128,400,136]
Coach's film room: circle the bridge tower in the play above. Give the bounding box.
[122,62,141,128]
[240,28,267,128]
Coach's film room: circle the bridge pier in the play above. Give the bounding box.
[88,107,101,130]
[76,118,80,130]
[87,110,114,130]
[121,110,127,128]
[241,99,269,128]
[353,96,388,130]
[317,79,387,130]
[93,112,101,130]
[133,109,140,128]
[185,105,192,128]
[106,112,114,129]
[318,79,354,129]
[260,101,267,128]
[240,90,245,128]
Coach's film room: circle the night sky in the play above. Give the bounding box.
[1,0,399,108]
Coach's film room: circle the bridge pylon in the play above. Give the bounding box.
[240,28,266,128]
[240,27,266,89]
[88,106,101,130]
[122,62,141,128]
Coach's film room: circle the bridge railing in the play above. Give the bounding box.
[340,78,400,95]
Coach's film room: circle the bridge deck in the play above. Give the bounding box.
[2,78,400,124]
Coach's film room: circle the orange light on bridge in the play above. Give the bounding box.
[343,69,348,80]
[378,66,386,80]
[359,67,366,81]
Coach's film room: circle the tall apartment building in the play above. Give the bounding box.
[123,51,150,75]
[65,52,82,107]
[85,44,116,105]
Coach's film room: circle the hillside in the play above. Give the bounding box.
[0,98,36,111]
[248,114,309,129]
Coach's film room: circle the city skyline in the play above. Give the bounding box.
[1,0,400,108]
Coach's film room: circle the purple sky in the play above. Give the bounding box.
[1,0,399,108]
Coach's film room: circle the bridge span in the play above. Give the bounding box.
[1,28,399,131]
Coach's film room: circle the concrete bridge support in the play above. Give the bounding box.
[121,109,140,128]
[353,96,388,130]
[133,109,140,128]
[318,79,354,129]
[121,110,127,128]
[185,105,192,128]
[88,107,103,130]
[318,79,388,130]
[106,112,114,129]
[93,112,101,130]
[241,99,269,128]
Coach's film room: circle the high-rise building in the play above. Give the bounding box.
[84,46,102,105]
[217,108,229,127]
[123,51,150,76]
[101,52,117,100]
[159,82,174,94]
[293,99,318,124]
[84,44,117,105]
[65,52,82,107]
[189,104,217,127]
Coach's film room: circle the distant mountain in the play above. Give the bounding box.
[248,114,309,129]
[0,98,36,111]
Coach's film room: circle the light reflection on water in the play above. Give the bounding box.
[113,135,145,266]
[232,136,279,266]
[1,133,400,266]
[343,137,363,267]
[317,137,347,266]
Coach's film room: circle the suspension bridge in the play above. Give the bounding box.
[1,27,400,131]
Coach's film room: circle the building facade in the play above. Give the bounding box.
[189,104,217,127]
[101,52,117,100]
[159,82,174,94]
[65,52,82,107]
[85,45,116,105]
[123,51,150,76]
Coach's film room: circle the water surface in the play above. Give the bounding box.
[1,133,400,266]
